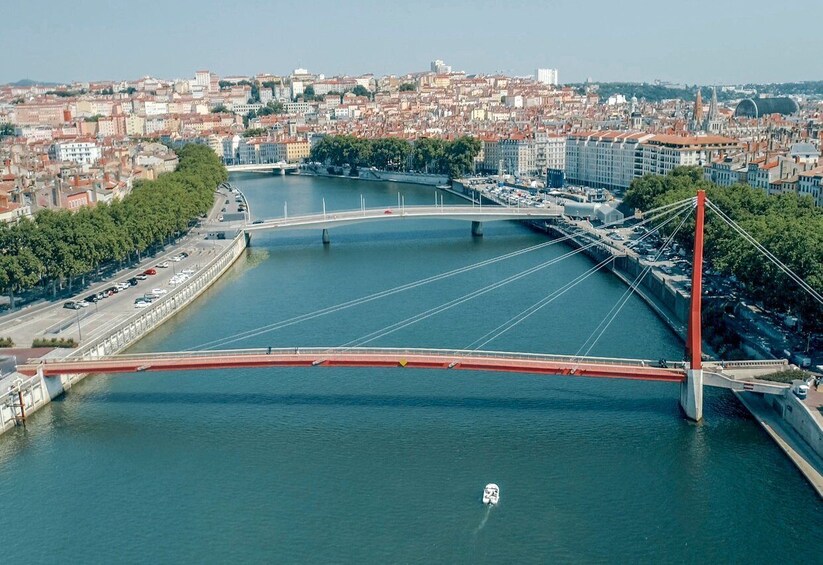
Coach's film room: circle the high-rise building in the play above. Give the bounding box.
[430,59,451,74]
[536,68,559,86]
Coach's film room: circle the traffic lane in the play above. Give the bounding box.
[20,242,228,345]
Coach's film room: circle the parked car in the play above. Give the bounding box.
[143,268,157,276]
[105,286,119,295]
[151,288,168,295]
[64,301,82,309]
[128,277,139,286]
[134,300,150,309]
[180,252,189,258]
[156,261,170,268]
[84,294,100,303]
[136,273,148,280]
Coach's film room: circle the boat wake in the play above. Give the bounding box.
[474,505,493,533]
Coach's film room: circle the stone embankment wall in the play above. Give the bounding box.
[765,392,823,459]
[0,232,248,434]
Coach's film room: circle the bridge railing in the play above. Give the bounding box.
[29,346,687,370]
[245,205,560,228]
[711,359,789,369]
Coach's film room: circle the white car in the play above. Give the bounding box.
[151,288,168,295]
[134,301,150,308]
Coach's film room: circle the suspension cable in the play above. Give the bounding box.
[190,197,697,351]
[466,202,695,351]
[571,202,694,363]
[339,241,604,349]
[466,255,616,351]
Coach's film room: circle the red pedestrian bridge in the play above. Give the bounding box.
[19,347,687,382]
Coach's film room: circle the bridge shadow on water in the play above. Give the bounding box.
[77,390,678,416]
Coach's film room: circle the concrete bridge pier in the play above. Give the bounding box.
[680,368,703,421]
[471,221,483,237]
[278,168,285,176]
[322,229,330,244]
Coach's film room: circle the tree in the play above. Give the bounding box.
[211,104,230,113]
[413,138,445,173]
[0,123,14,136]
[399,83,416,92]
[218,80,232,90]
[625,167,823,335]
[303,85,316,101]
[243,128,267,138]
[443,136,482,177]
[371,138,411,170]
[352,85,370,98]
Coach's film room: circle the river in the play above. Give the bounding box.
[0,173,820,563]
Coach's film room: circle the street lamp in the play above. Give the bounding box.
[75,308,82,342]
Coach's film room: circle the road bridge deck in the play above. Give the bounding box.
[243,205,561,233]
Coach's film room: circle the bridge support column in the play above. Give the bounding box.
[279,168,285,176]
[680,368,703,421]
[322,229,330,244]
[471,221,483,237]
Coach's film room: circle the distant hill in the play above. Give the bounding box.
[7,78,60,87]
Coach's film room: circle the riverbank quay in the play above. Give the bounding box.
[301,163,448,186]
[0,188,249,435]
[735,391,823,498]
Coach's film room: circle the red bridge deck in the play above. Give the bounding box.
[18,348,686,383]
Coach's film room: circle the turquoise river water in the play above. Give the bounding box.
[1,173,820,563]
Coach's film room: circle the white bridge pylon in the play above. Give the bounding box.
[243,205,562,233]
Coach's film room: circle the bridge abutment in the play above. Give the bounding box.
[471,221,483,237]
[322,229,330,244]
[680,368,703,421]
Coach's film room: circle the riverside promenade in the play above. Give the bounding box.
[0,186,249,434]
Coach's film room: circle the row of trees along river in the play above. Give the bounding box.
[625,167,823,335]
[0,144,227,309]
[309,135,482,178]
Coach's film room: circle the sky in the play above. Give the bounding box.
[3,0,822,85]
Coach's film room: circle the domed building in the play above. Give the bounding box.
[733,97,799,118]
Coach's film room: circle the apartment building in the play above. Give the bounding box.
[565,132,652,191]
[52,140,102,165]
[798,166,823,207]
[566,132,738,192]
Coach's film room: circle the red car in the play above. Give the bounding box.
[143,268,157,276]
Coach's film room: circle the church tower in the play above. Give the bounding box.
[692,88,704,130]
[703,87,723,133]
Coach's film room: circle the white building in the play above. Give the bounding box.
[194,70,211,92]
[431,59,451,74]
[52,140,101,165]
[566,132,739,192]
[535,134,566,173]
[536,68,559,86]
[501,137,536,177]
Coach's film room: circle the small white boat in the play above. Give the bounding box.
[482,483,500,505]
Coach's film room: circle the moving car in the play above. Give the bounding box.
[143,268,157,276]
